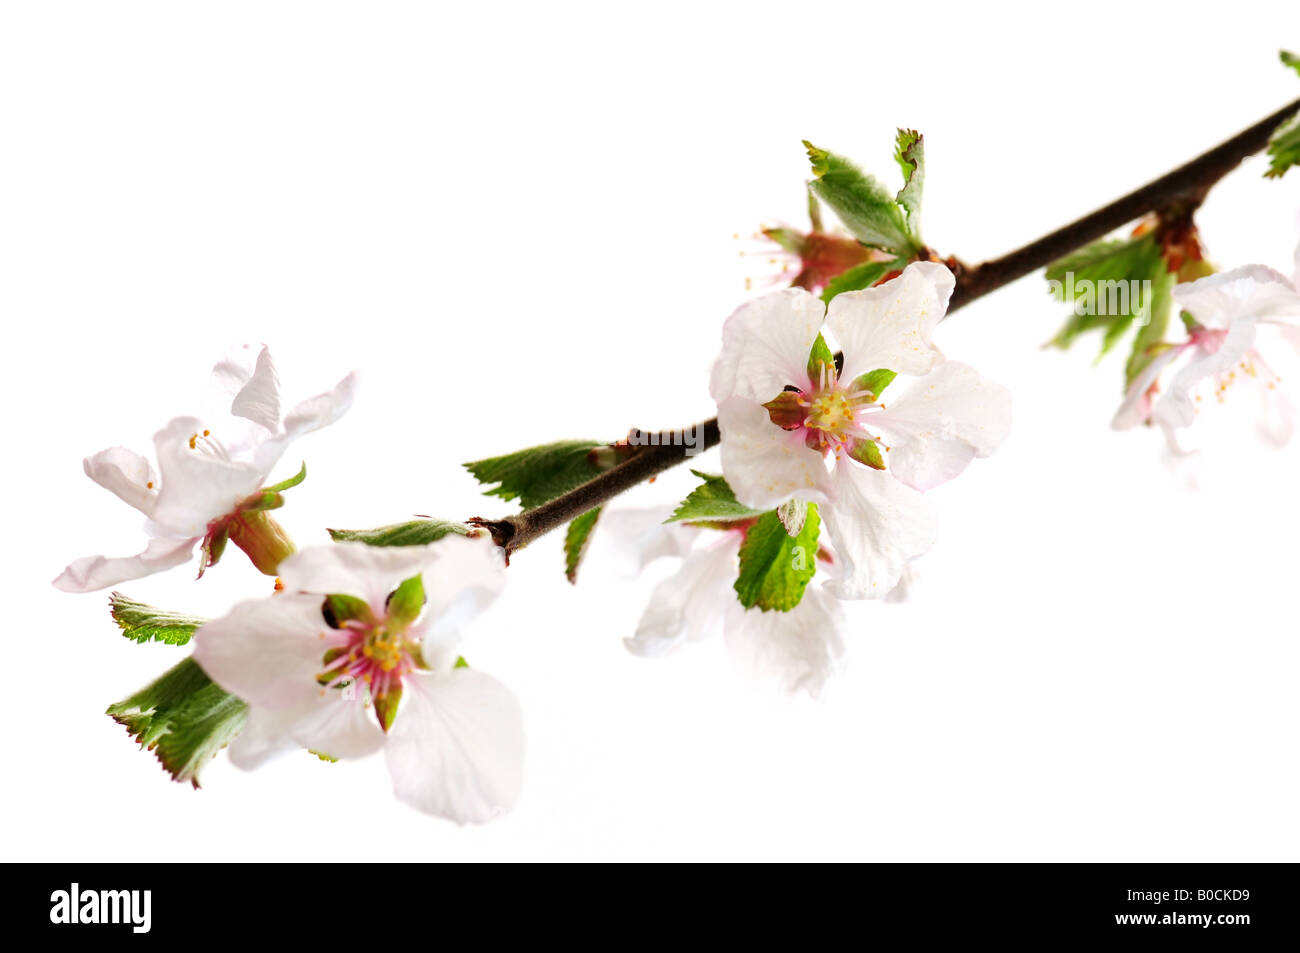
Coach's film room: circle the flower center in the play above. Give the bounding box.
[318,619,417,698]
[804,390,855,434]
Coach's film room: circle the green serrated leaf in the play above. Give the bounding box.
[328,519,474,547]
[803,141,918,256]
[1124,265,1176,387]
[464,440,605,509]
[1265,115,1300,180]
[107,657,248,788]
[807,333,835,379]
[1046,233,1164,356]
[109,593,205,646]
[564,507,601,584]
[733,506,820,612]
[263,462,307,494]
[853,368,897,401]
[667,471,764,524]
[894,128,924,241]
[386,574,425,627]
[821,259,903,304]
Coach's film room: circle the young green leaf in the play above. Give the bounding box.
[1265,115,1300,180]
[464,440,605,509]
[894,128,924,239]
[107,657,248,788]
[733,506,820,612]
[667,471,764,524]
[328,519,475,547]
[564,507,602,583]
[1281,49,1300,76]
[1124,265,1175,387]
[803,141,918,256]
[109,593,205,646]
[1045,233,1165,355]
[822,259,903,304]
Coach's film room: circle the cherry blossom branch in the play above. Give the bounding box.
[475,96,1300,557]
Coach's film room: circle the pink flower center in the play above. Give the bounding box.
[318,618,417,704]
[790,362,881,458]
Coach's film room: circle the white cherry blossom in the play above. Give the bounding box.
[709,263,1011,598]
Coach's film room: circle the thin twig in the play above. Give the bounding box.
[475,96,1300,555]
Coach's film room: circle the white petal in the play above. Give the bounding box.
[1112,346,1183,430]
[277,540,441,608]
[229,346,282,433]
[871,361,1012,491]
[821,462,938,600]
[385,670,525,824]
[1154,318,1257,429]
[723,584,846,698]
[1174,265,1300,329]
[207,343,265,418]
[193,592,340,710]
[590,507,696,578]
[717,397,831,509]
[148,416,266,535]
[82,446,158,518]
[52,535,198,593]
[251,370,359,475]
[625,536,738,657]
[227,704,303,770]
[417,534,508,670]
[1256,377,1296,446]
[709,288,825,404]
[287,692,386,761]
[826,261,950,382]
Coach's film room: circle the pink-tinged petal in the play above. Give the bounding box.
[385,670,525,824]
[821,462,938,600]
[826,261,950,382]
[277,540,438,609]
[415,534,507,670]
[1174,265,1300,329]
[52,535,198,593]
[83,446,158,518]
[723,584,846,698]
[252,370,359,475]
[717,397,831,509]
[625,536,738,658]
[193,592,340,710]
[149,416,266,535]
[1112,346,1183,430]
[709,287,825,404]
[1155,318,1257,429]
[229,346,282,433]
[871,361,1012,491]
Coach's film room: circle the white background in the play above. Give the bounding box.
[4,1,1300,861]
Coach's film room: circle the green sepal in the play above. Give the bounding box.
[238,490,285,513]
[807,333,835,380]
[762,227,806,255]
[733,506,820,612]
[385,575,425,628]
[310,750,339,763]
[803,141,918,256]
[667,471,763,524]
[322,593,374,628]
[564,507,601,583]
[1180,310,1202,334]
[464,440,605,509]
[106,657,248,789]
[263,462,308,494]
[894,128,924,240]
[373,682,403,733]
[763,391,806,430]
[328,519,475,547]
[850,440,886,470]
[821,259,903,304]
[454,656,469,669]
[853,368,897,401]
[109,593,205,646]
